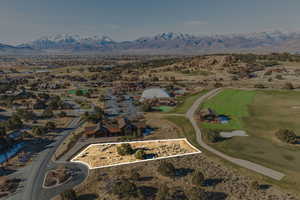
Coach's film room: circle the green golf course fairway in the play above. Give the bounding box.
[201,89,300,194]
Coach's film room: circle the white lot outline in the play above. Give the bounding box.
[70,138,201,170]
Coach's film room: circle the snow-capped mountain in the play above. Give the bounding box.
[20,34,115,51]
[1,31,300,54]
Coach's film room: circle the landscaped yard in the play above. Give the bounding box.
[169,90,209,114]
[201,89,300,194]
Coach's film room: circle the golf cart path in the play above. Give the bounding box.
[186,88,285,181]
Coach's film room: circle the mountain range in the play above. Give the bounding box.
[1,31,300,55]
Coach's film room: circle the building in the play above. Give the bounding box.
[84,117,146,138]
[140,88,170,102]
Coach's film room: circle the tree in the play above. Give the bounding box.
[16,109,36,121]
[58,111,67,118]
[135,149,145,160]
[45,121,56,131]
[130,168,141,181]
[214,82,223,88]
[75,90,83,96]
[275,74,283,80]
[94,106,104,118]
[42,109,54,119]
[275,129,297,144]
[206,131,221,143]
[156,185,171,200]
[254,84,265,89]
[283,82,294,90]
[157,162,176,178]
[117,143,134,156]
[60,189,77,200]
[251,181,260,191]
[6,114,23,130]
[187,187,206,200]
[0,127,6,137]
[112,179,138,199]
[142,103,152,112]
[33,100,47,110]
[191,171,205,187]
[32,126,46,136]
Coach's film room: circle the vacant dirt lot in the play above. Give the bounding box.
[71,139,199,169]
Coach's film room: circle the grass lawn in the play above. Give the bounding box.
[201,89,256,130]
[169,90,209,114]
[153,106,173,112]
[201,89,300,195]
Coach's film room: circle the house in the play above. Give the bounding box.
[199,108,218,121]
[198,108,230,124]
[84,117,146,138]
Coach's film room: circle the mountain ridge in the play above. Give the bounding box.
[1,31,300,54]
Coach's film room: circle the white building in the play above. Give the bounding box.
[140,88,170,102]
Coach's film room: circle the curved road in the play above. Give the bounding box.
[20,117,88,200]
[186,88,285,181]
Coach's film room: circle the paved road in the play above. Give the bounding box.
[186,88,285,181]
[8,117,89,200]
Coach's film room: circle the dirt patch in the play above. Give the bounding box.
[71,139,200,169]
[44,166,73,188]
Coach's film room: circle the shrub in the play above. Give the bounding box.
[251,181,260,191]
[32,126,46,136]
[45,121,56,131]
[142,103,152,112]
[117,143,134,156]
[156,185,170,200]
[58,111,67,118]
[75,90,84,96]
[157,161,176,178]
[275,129,297,144]
[254,84,265,89]
[206,131,221,143]
[187,187,206,200]
[191,171,205,186]
[275,74,283,80]
[0,127,6,136]
[214,82,223,88]
[283,82,294,90]
[112,179,138,199]
[6,114,23,130]
[130,169,141,181]
[135,149,145,160]
[60,189,77,200]
[42,109,54,119]
[264,70,272,76]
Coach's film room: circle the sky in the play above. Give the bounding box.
[1,0,300,45]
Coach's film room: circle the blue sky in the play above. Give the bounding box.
[1,0,300,44]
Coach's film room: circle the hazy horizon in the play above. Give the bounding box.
[1,0,300,45]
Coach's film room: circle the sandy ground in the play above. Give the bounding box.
[220,130,248,138]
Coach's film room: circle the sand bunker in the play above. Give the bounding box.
[220,130,248,138]
[292,106,300,109]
